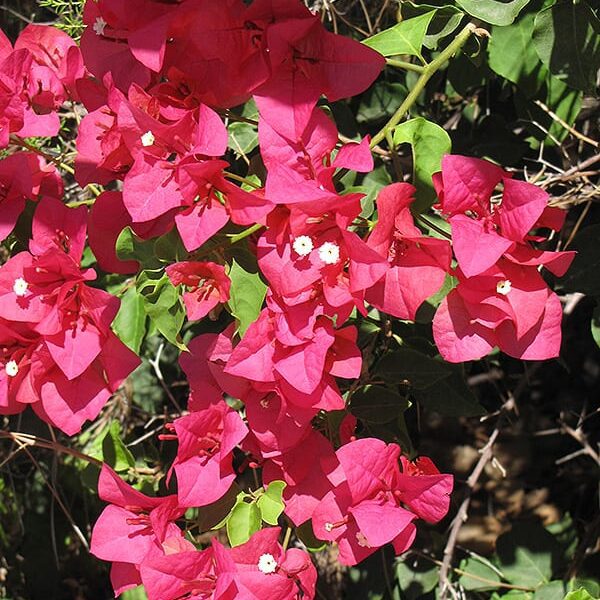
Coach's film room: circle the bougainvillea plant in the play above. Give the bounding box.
[1,0,591,598]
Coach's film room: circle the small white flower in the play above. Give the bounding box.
[13,278,28,297]
[318,241,340,265]
[141,130,155,147]
[356,532,370,548]
[93,16,107,36]
[324,522,334,532]
[292,235,313,257]
[496,279,512,295]
[257,553,278,574]
[5,360,18,377]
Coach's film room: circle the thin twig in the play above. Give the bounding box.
[372,0,391,32]
[563,201,592,250]
[438,398,514,598]
[559,422,600,466]
[0,5,33,23]
[0,430,102,466]
[534,99,599,148]
[149,342,183,413]
[12,438,90,551]
[329,4,369,36]
[408,550,536,592]
[358,0,373,34]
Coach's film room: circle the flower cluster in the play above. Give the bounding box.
[92,464,318,599]
[431,155,575,362]
[0,196,140,434]
[0,24,85,145]
[0,0,575,597]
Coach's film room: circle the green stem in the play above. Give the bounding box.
[223,171,262,189]
[10,135,76,175]
[415,214,451,239]
[385,58,425,73]
[371,23,477,148]
[67,198,96,208]
[10,135,102,198]
[227,222,264,244]
[282,526,292,551]
[86,183,102,197]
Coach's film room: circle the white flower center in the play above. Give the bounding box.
[141,130,155,147]
[324,522,334,532]
[318,242,340,265]
[257,553,278,574]
[292,235,313,257]
[13,278,28,297]
[5,360,18,377]
[93,16,107,36]
[356,532,370,548]
[496,279,512,295]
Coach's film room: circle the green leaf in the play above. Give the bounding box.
[416,273,456,323]
[357,81,409,124]
[115,227,158,269]
[360,164,392,219]
[458,557,502,591]
[533,1,600,93]
[113,286,147,354]
[296,521,327,552]
[350,385,410,424]
[195,485,239,532]
[447,50,491,97]
[102,421,135,473]
[561,225,600,296]
[454,0,530,26]
[568,578,600,597]
[488,13,547,97]
[228,259,267,336]
[257,480,286,526]
[491,591,533,600]
[376,347,452,389]
[121,587,148,600]
[543,74,583,145]
[532,581,566,600]
[401,3,464,50]
[363,12,435,58]
[226,499,262,547]
[139,272,186,349]
[545,512,577,561]
[153,229,187,263]
[395,556,438,600]
[564,589,596,600]
[412,366,485,417]
[225,245,261,274]
[515,72,582,146]
[496,522,559,588]
[228,121,259,157]
[393,117,451,211]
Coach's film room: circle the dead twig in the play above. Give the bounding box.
[148,342,183,413]
[439,387,525,598]
[0,430,102,466]
[534,99,599,149]
[558,421,600,466]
